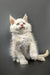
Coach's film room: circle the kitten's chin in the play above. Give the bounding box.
[11,28,31,34]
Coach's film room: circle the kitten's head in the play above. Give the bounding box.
[9,14,32,34]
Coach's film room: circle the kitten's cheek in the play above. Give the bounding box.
[15,26,19,30]
[15,28,19,31]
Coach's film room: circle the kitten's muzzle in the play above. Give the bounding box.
[20,26,25,30]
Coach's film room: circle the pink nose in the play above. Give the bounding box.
[21,24,23,27]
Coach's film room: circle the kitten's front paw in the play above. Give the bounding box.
[20,59,28,65]
[30,53,38,60]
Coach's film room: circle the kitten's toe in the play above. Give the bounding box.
[20,59,28,65]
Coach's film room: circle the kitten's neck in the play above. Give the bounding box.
[12,31,32,36]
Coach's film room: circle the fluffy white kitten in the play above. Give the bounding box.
[10,14,49,65]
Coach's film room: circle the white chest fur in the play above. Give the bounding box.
[12,33,31,58]
[12,33,31,42]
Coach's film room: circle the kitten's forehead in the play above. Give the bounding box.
[15,18,26,23]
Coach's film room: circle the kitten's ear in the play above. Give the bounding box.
[23,14,28,22]
[9,15,15,25]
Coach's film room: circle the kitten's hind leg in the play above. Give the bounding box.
[30,43,38,60]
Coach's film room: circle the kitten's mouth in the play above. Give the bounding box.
[20,27,25,30]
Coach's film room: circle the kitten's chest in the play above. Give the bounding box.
[17,34,30,42]
[12,34,31,58]
[17,35,30,58]
[12,33,31,46]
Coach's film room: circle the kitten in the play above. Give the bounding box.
[10,14,49,65]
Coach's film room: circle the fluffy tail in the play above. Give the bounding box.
[37,50,49,61]
[38,50,49,57]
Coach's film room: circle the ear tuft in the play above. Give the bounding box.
[23,14,28,22]
[9,15,15,25]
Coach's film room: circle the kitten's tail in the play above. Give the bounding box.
[38,50,49,57]
[37,50,49,61]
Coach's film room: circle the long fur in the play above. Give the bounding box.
[10,14,49,65]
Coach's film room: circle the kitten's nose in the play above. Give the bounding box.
[21,24,23,27]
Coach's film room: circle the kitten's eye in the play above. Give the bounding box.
[23,22,25,24]
[16,23,19,25]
